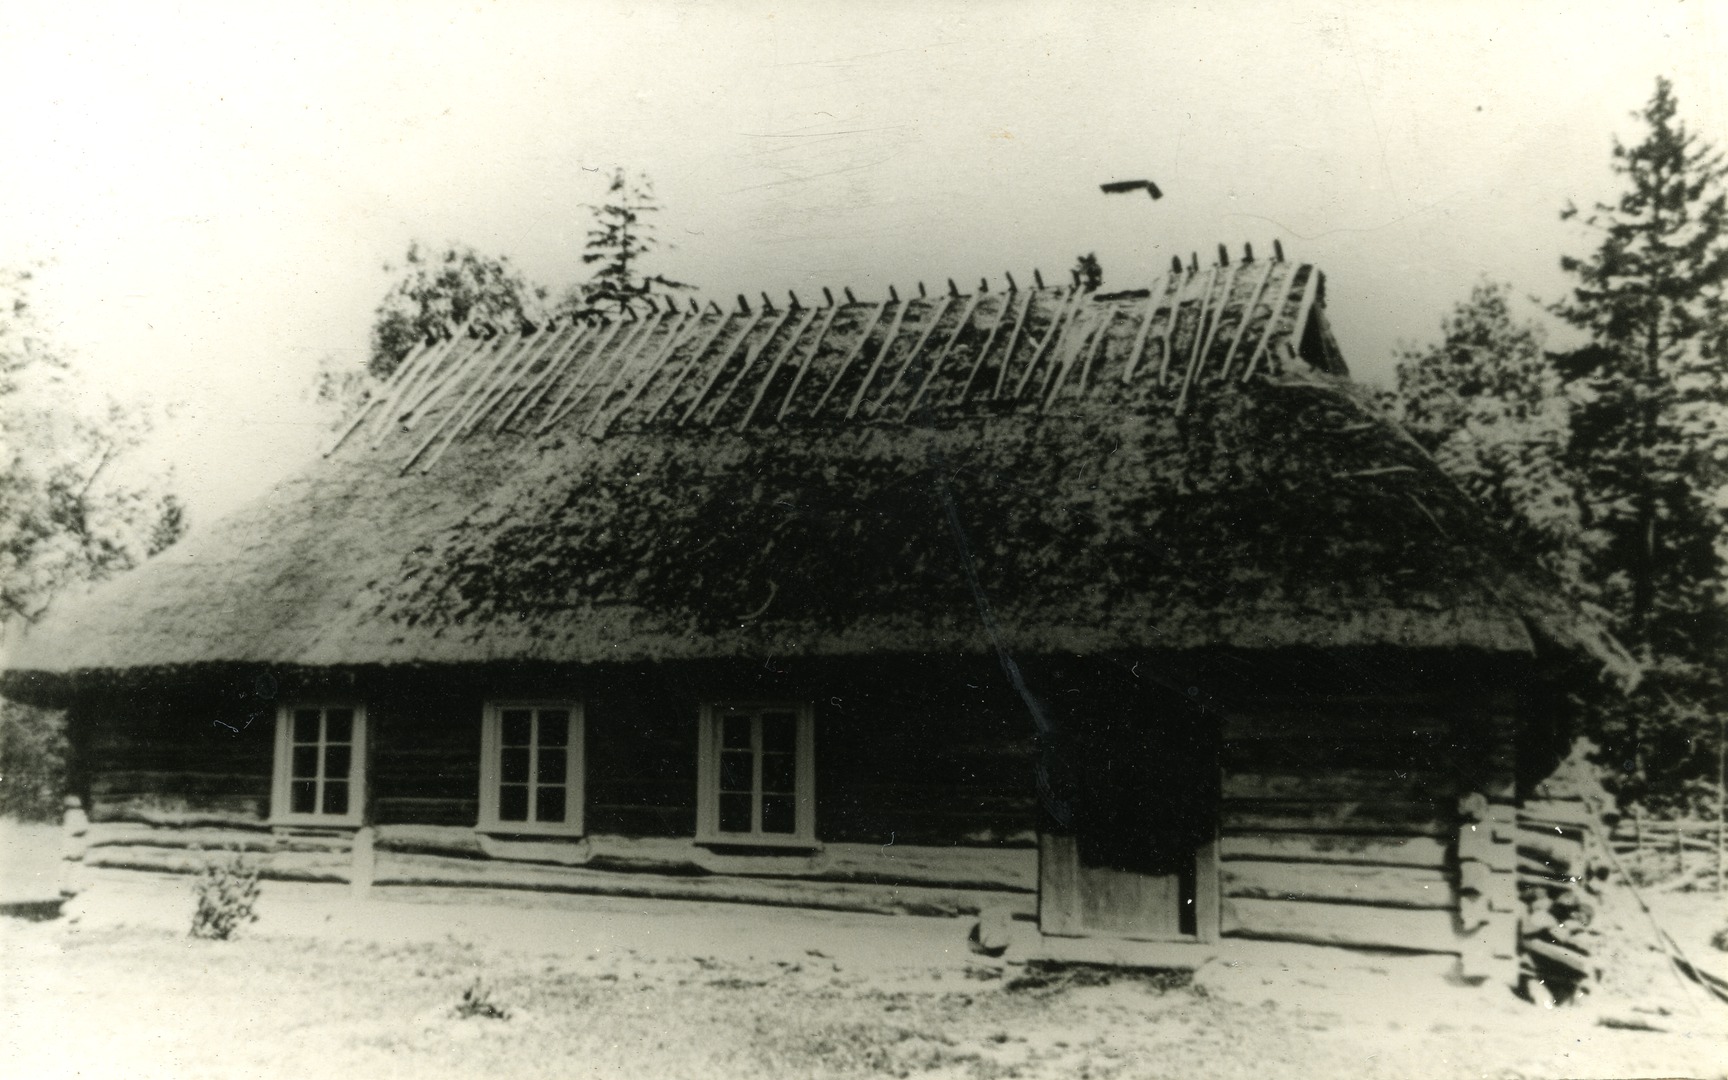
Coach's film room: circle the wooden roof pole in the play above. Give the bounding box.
[900,291,983,421]
[677,309,766,426]
[1194,261,1244,373]
[546,315,662,429]
[453,325,567,441]
[416,333,539,470]
[583,310,689,429]
[1173,267,1221,414]
[868,293,954,416]
[1154,271,1204,385]
[638,311,737,426]
[1120,274,1173,383]
[988,287,1037,399]
[325,336,434,457]
[738,305,820,429]
[809,302,890,417]
[493,322,586,432]
[502,321,599,430]
[1216,259,1279,382]
[773,303,844,423]
[1283,268,1324,371]
[1243,264,1313,382]
[843,298,918,419]
[950,292,1015,405]
[701,306,795,426]
[383,330,488,448]
[401,333,515,471]
[592,310,708,436]
[1039,303,1100,408]
[1071,304,1120,398]
[1012,287,1080,399]
[533,319,628,434]
[379,324,483,444]
[473,322,585,434]
[367,331,466,440]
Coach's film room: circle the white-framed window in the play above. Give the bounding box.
[696,702,816,847]
[271,704,366,827]
[477,702,585,835]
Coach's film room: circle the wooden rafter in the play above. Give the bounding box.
[901,291,982,421]
[867,294,954,416]
[739,305,820,429]
[774,303,844,423]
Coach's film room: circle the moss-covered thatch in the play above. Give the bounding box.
[0,262,1635,693]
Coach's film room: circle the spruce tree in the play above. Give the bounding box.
[564,168,691,317]
[1552,77,1728,808]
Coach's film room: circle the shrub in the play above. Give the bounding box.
[453,975,511,1020]
[0,699,67,822]
[190,849,261,940]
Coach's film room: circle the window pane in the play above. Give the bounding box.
[535,785,566,823]
[291,745,320,780]
[761,752,795,795]
[289,779,317,814]
[537,711,568,748]
[323,744,351,781]
[499,785,528,822]
[719,749,752,793]
[536,747,567,785]
[324,709,353,744]
[293,709,321,743]
[722,714,752,751]
[501,747,530,784]
[761,713,796,754]
[501,709,533,746]
[718,792,752,833]
[322,781,349,817]
[761,794,796,835]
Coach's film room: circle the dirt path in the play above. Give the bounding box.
[2,870,1725,1079]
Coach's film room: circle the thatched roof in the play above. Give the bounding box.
[0,258,1638,693]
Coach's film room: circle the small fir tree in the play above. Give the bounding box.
[563,168,691,318]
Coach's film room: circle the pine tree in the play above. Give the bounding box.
[563,168,691,317]
[1552,77,1728,808]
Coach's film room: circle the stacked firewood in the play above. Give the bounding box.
[1517,800,1608,1005]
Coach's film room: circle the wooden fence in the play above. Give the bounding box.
[1609,816,1727,891]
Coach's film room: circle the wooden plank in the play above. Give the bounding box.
[1223,769,1456,802]
[1079,859,1181,938]
[1038,832,1082,936]
[90,771,268,798]
[1221,898,1459,954]
[1221,801,1448,836]
[89,795,267,826]
[1218,832,1449,869]
[372,851,1032,919]
[1221,861,1453,909]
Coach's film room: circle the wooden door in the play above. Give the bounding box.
[1039,708,1218,941]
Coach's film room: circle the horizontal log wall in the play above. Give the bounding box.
[1215,690,1463,954]
[81,691,274,825]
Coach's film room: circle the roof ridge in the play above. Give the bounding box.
[328,250,1338,473]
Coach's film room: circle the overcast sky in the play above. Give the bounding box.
[1,1,1722,524]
